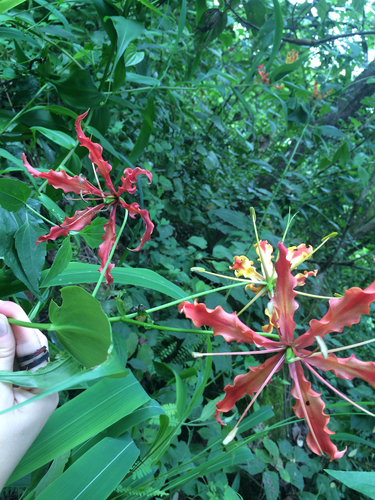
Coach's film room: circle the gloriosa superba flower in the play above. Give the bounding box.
[22,110,154,285]
[181,240,375,461]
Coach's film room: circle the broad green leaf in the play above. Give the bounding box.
[30,127,76,149]
[263,436,279,463]
[325,470,375,499]
[34,435,139,500]
[358,165,370,187]
[318,125,347,138]
[7,374,149,484]
[14,220,46,291]
[8,262,188,301]
[124,44,145,67]
[78,217,106,247]
[188,235,207,249]
[244,0,267,35]
[70,400,166,464]
[41,238,72,287]
[49,286,112,368]
[110,17,144,70]
[212,207,249,228]
[50,69,105,109]
[263,470,279,500]
[0,27,40,46]
[0,207,41,298]
[0,178,30,212]
[0,346,126,393]
[0,0,27,12]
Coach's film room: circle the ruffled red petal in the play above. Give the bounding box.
[296,280,375,349]
[120,201,154,252]
[215,352,285,424]
[305,353,375,390]
[37,205,104,244]
[178,300,283,349]
[98,205,116,285]
[289,361,346,461]
[272,242,298,343]
[75,110,116,195]
[295,269,318,286]
[22,153,103,197]
[117,167,152,196]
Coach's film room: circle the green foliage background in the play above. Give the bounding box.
[0,0,375,498]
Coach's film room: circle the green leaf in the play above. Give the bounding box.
[7,374,149,484]
[285,462,304,491]
[0,345,126,392]
[244,0,267,35]
[78,217,106,247]
[129,97,155,165]
[358,165,370,187]
[49,286,112,368]
[30,126,76,150]
[265,0,283,71]
[34,435,139,500]
[212,207,249,228]
[0,0,27,13]
[318,125,347,138]
[262,470,279,500]
[0,208,41,298]
[270,57,306,82]
[50,69,105,109]
[38,193,67,223]
[14,220,46,291]
[0,178,31,212]
[325,470,375,499]
[263,436,279,463]
[110,17,144,70]
[41,238,72,287]
[0,27,40,46]
[0,148,24,171]
[188,235,207,249]
[137,0,172,20]
[331,432,375,450]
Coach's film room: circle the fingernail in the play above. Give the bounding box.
[0,314,9,338]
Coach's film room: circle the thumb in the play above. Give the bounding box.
[0,314,15,372]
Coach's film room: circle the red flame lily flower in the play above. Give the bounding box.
[22,110,154,285]
[179,241,375,460]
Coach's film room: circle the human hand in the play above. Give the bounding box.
[0,301,58,490]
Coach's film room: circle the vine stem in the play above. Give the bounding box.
[7,318,53,331]
[92,209,129,298]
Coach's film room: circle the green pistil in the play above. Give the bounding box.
[103,196,116,205]
[285,347,294,364]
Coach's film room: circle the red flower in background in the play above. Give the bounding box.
[22,110,154,285]
[180,242,375,460]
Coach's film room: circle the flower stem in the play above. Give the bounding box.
[192,348,284,358]
[289,336,375,363]
[26,204,55,226]
[7,318,53,331]
[237,287,266,316]
[92,209,129,298]
[295,290,338,300]
[191,267,267,286]
[110,316,213,335]
[123,282,247,318]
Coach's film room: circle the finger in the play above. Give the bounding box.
[0,314,15,372]
[0,301,49,369]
